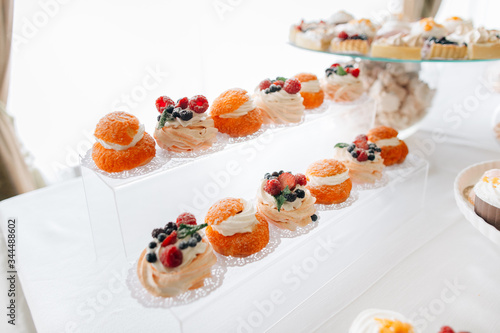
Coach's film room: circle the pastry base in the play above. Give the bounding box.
[330,39,370,55]
[425,43,467,59]
[468,43,500,60]
[295,33,331,51]
[370,44,421,60]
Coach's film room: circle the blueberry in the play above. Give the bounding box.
[359,35,367,40]
[148,241,157,249]
[375,148,382,152]
[264,173,271,179]
[368,143,376,149]
[178,241,188,250]
[295,189,305,199]
[164,228,173,235]
[276,85,282,91]
[188,238,198,247]
[284,192,297,202]
[157,115,161,121]
[347,144,356,152]
[272,171,279,177]
[157,233,167,242]
[166,222,177,230]
[151,228,163,238]
[311,214,318,222]
[172,109,181,118]
[269,85,277,93]
[279,170,284,175]
[345,64,354,68]
[351,151,359,158]
[146,253,157,263]
[368,154,375,161]
[265,88,270,94]
[193,233,202,242]
[368,149,375,154]
[166,105,175,114]
[179,110,193,121]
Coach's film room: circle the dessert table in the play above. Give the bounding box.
[1,129,499,333]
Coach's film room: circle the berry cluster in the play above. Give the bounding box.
[258,77,301,95]
[145,213,207,268]
[438,326,470,333]
[156,95,209,128]
[335,134,381,162]
[428,36,459,45]
[263,171,307,211]
[325,63,360,78]
[337,31,368,41]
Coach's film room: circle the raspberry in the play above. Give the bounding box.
[338,31,348,39]
[350,68,360,78]
[283,78,301,94]
[161,230,177,247]
[160,245,183,268]
[155,96,175,113]
[354,134,368,142]
[357,150,368,162]
[176,97,189,109]
[176,213,197,226]
[272,80,285,87]
[438,327,455,333]
[278,172,297,191]
[295,173,307,186]
[259,79,272,91]
[188,95,209,114]
[264,179,282,196]
[330,63,340,67]
[353,134,369,149]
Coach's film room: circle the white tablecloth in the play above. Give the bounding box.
[0,131,499,333]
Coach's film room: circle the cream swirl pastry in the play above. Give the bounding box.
[257,171,317,231]
[333,135,385,184]
[153,94,218,153]
[321,63,364,102]
[137,215,217,298]
[349,309,417,333]
[254,77,305,124]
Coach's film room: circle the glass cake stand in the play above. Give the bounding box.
[290,43,500,138]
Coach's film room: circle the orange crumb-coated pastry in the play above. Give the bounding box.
[205,198,269,257]
[92,133,156,173]
[367,126,408,166]
[293,73,325,109]
[210,88,264,137]
[94,111,140,146]
[306,159,352,205]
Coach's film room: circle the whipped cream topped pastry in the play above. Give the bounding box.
[411,17,447,39]
[254,77,305,124]
[257,171,317,231]
[335,19,377,39]
[321,63,364,102]
[464,27,500,59]
[137,213,217,298]
[334,134,385,184]
[205,198,269,257]
[349,309,417,333]
[411,18,467,59]
[328,10,354,25]
[293,73,325,109]
[154,95,218,153]
[92,111,156,173]
[367,126,408,166]
[306,159,352,205]
[473,169,500,230]
[210,88,264,137]
[290,20,337,51]
[330,19,376,55]
[371,31,423,60]
[376,19,411,38]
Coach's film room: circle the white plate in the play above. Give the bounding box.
[454,160,500,246]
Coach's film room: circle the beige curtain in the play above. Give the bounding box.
[0,0,36,200]
[402,0,442,21]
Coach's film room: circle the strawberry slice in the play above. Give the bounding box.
[161,231,177,247]
[278,172,296,191]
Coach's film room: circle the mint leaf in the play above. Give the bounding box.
[336,66,347,76]
[177,223,207,239]
[274,186,292,212]
[276,77,287,82]
[157,109,172,129]
[334,142,349,148]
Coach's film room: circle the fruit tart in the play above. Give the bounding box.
[205,198,269,257]
[92,111,156,173]
[305,159,352,205]
[367,126,408,166]
[153,95,218,153]
[210,88,264,137]
[257,171,317,231]
[137,213,217,298]
[412,18,467,59]
[330,19,377,55]
[321,63,364,102]
[254,77,305,124]
[292,73,325,109]
[333,134,385,184]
